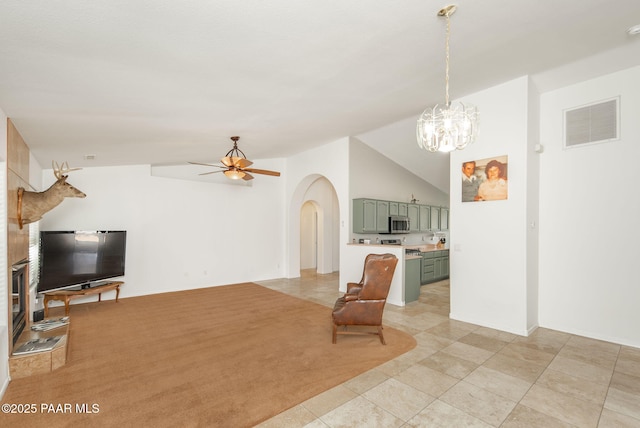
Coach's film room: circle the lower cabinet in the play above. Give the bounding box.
[421,250,449,284]
[405,257,421,303]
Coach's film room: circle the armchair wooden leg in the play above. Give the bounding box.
[332,323,337,344]
[377,326,386,345]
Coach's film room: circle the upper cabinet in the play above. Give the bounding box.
[419,205,431,232]
[430,206,440,230]
[389,202,398,216]
[440,208,449,230]
[407,204,420,232]
[353,198,449,234]
[376,200,390,233]
[353,199,377,233]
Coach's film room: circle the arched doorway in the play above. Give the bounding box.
[288,175,340,277]
[300,200,318,270]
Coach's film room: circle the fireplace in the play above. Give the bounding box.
[12,260,28,345]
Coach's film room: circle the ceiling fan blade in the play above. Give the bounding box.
[241,172,254,181]
[244,168,281,177]
[190,161,226,169]
[198,170,224,176]
[235,158,253,168]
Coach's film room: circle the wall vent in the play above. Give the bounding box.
[564,97,619,149]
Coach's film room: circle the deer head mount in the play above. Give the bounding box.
[17,161,86,229]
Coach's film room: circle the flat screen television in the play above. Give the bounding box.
[38,230,127,293]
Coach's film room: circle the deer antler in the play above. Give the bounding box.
[53,161,82,179]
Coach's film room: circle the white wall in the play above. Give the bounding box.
[286,138,350,280]
[0,110,9,397]
[449,67,640,347]
[300,178,340,274]
[449,76,533,336]
[350,138,449,206]
[538,66,640,347]
[39,163,287,303]
[526,83,541,331]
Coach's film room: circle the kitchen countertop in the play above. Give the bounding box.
[347,243,449,253]
[404,245,449,252]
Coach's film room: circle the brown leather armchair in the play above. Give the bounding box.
[344,253,375,295]
[332,253,398,344]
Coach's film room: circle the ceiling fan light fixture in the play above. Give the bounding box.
[224,169,245,180]
[189,136,280,181]
[417,4,479,153]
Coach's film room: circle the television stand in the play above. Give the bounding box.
[43,281,124,317]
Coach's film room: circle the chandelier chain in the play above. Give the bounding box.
[444,12,450,106]
[416,4,479,153]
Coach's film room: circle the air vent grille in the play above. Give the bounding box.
[564,97,619,148]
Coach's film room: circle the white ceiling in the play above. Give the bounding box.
[1,1,640,192]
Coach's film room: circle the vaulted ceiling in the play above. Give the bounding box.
[1,1,639,193]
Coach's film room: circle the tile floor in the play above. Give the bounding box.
[256,270,640,428]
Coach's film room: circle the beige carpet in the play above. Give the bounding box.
[3,282,416,427]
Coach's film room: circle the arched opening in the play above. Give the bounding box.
[288,175,340,278]
[300,200,318,270]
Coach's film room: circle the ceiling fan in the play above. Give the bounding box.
[189,136,281,181]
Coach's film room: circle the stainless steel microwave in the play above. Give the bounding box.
[384,216,410,234]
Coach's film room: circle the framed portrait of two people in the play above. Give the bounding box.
[461,155,508,202]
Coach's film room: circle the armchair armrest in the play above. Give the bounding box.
[346,282,363,294]
[343,293,359,302]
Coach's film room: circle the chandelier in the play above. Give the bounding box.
[417,5,479,153]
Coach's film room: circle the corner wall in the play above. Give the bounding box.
[538,66,640,347]
[449,76,534,336]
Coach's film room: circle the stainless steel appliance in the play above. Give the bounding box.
[381,216,410,234]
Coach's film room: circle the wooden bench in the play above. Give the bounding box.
[43,281,124,316]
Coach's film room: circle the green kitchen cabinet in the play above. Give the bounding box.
[405,257,421,303]
[389,202,398,216]
[434,257,442,279]
[407,204,420,232]
[419,205,431,232]
[376,200,390,232]
[421,251,435,284]
[354,198,448,235]
[421,250,449,284]
[353,199,377,233]
[442,253,449,277]
[429,206,440,230]
[440,208,449,230]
